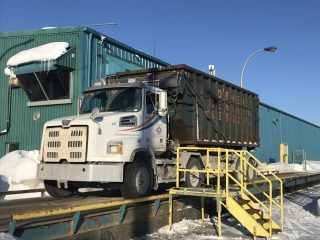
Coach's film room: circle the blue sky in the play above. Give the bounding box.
[1,0,319,125]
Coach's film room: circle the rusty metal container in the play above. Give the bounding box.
[116,64,260,148]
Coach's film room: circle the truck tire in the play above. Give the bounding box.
[44,180,77,198]
[184,157,204,188]
[234,157,257,182]
[246,157,257,181]
[120,160,153,199]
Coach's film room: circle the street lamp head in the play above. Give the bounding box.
[263,46,277,52]
[240,45,277,88]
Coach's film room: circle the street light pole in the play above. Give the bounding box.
[240,46,277,88]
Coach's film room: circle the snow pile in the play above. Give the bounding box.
[6,42,69,67]
[0,233,18,240]
[143,218,245,240]
[259,160,320,174]
[260,162,304,173]
[0,150,44,200]
[305,161,320,173]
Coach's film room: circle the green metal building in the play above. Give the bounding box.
[0,26,169,156]
[255,102,320,163]
[1,26,319,163]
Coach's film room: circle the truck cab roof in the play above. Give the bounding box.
[84,82,153,93]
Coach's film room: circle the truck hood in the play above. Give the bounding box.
[44,112,136,128]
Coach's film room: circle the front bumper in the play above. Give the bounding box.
[37,163,124,182]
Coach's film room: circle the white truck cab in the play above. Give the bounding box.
[37,82,172,198]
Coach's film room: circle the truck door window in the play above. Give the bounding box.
[146,92,156,115]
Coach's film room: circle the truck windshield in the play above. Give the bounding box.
[80,88,142,114]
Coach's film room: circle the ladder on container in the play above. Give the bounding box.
[168,147,284,239]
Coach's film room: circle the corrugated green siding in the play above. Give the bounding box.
[0,27,169,156]
[254,103,320,163]
[0,30,83,156]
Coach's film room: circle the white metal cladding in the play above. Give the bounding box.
[43,126,88,162]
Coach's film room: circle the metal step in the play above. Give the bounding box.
[246,208,262,215]
[236,197,250,205]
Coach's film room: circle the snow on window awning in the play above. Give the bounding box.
[4,42,72,77]
[7,42,69,67]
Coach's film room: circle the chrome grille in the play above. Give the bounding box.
[43,126,88,162]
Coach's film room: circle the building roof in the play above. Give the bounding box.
[0,26,169,66]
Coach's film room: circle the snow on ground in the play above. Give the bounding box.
[0,150,44,200]
[259,160,320,174]
[0,233,18,240]
[140,185,320,240]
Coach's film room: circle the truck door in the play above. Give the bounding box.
[144,91,167,152]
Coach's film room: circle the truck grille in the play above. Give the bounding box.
[43,126,88,162]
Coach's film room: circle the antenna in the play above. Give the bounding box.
[85,22,118,27]
[153,40,156,58]
[208,65,216,76]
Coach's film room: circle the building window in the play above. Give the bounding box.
[18,68,71,105]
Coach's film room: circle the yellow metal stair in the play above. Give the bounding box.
[226,193,281,237]
[169,147,284,239]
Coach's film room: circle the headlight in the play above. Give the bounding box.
[107,141,123,154]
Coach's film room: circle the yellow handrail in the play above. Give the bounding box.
[174,147,283,234]
[242,151,283,231]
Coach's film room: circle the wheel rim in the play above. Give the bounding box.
[247,167,254,179]
[135,167,150,194]
[189,166,200,187]
[247,159,256,180]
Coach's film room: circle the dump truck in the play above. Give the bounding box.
[37,65,259,198]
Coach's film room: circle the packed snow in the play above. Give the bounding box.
[260,160,320,174]
[0,233,17,240]
[6,42,69,67]
[140,185,320,240]
[0,150,43,200]
[3,67,16,78]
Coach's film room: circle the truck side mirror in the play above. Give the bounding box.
[158,91,167,117]
[77,96,84,115]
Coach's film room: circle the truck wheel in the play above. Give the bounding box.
[234,157,257,182]
[120,160,153,199]
[184,157,204,188]
[44,180,77,198]
[246,157,257,181]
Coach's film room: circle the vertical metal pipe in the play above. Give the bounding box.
[176,148,180,188]
[280,181,284,231]
[217,198,222,237]
[169,194,173,230]
[240,151,244,196]
[87,33,92,87]
[226,149,229,197]
[0,85,12,136]
[206,149,209,185]
[201,197,204,223]
[269,182,272,236]
[217,149,221,194]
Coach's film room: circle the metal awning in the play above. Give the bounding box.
[10,47,76,75]
[5,44,76,76]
